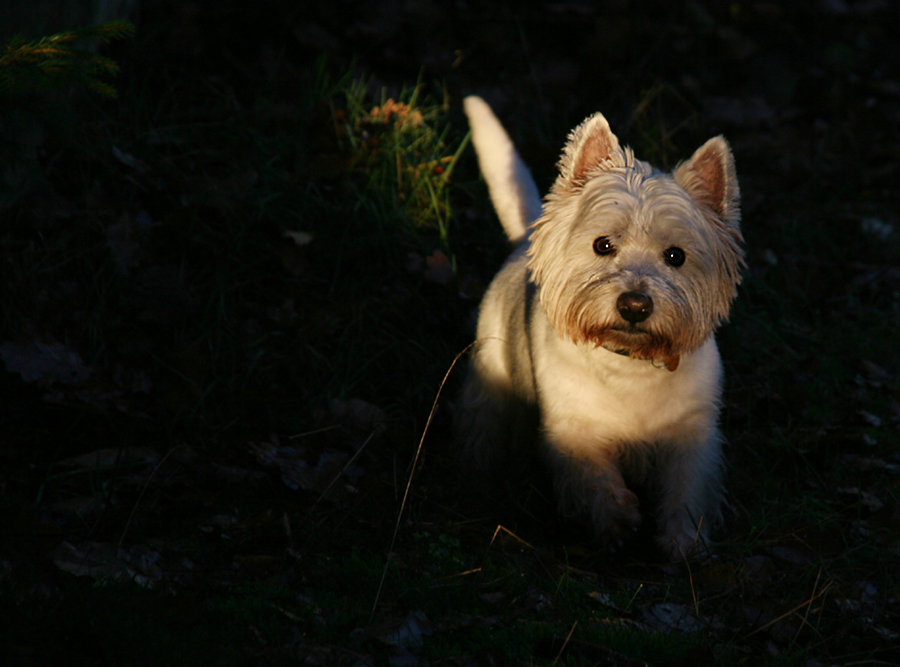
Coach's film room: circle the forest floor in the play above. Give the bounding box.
[1,2,899,665]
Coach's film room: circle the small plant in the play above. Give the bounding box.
[334,78,470,254]
[0,20,134,100]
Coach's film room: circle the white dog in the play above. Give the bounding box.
[457,96,743,559]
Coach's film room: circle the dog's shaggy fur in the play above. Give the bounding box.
[457,96,743,559]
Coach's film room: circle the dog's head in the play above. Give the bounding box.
[527,114,744,370]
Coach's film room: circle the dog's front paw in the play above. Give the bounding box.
[590,484,642,549]
[657,514,708,562]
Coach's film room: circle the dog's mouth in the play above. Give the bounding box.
[611,324,648,335]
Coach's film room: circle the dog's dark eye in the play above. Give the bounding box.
[664,246,686,267]
[593,236,616,256]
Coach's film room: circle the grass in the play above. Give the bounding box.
[2,8,900,667]
[335,74,471,253]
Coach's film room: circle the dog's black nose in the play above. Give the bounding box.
[616,291,653,323]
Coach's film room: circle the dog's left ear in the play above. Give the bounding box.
[673,137,741,230]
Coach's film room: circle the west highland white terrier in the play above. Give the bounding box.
[457,96,743,559]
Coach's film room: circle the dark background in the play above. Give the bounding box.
[1,1,899,665]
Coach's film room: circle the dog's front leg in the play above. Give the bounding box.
[584,462,642,548]
[544,435,642,549]
[655,432,723,560]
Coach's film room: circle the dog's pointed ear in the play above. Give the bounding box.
[674,137,741,229]
[560,113,621,187]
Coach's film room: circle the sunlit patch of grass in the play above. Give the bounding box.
[333,76,470,255]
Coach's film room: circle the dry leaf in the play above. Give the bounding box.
[0,338,90,386]
[641,602,703,634]
[424,249,453,284]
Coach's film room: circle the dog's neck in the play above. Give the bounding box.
[601,344,680,372]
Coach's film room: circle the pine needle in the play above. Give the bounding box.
[0,20,135,99]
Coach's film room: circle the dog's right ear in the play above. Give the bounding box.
[560,113,621,187]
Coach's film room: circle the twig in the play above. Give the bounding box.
[370,342,475,617]
[791,567,828,647]
[488,524,534,550]
[742,580,833,640]
[685,515,703,617]
[312,429,376,508]
[118,445,181,548]
[551,621,578,667]
[288,425,340,439]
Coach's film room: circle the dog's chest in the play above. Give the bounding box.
[534,332,720,444]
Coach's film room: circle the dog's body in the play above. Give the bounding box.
[458,96,743,559]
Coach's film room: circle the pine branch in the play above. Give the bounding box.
[0,20,135,100]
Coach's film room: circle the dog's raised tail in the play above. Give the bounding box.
[463,96,543,244]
